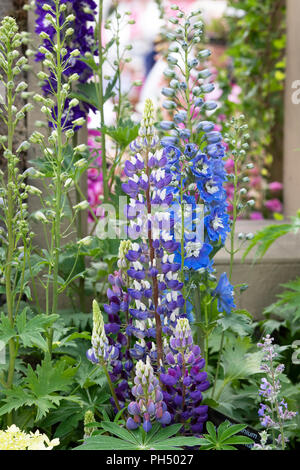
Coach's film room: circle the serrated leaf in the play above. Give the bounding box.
[222,338,263,382]
[219,312,253,337]
[26,356,77,398]
[0,312,16,344]
[102,120,139,150]
[16,310,58,350]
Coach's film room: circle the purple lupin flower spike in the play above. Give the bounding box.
[160,318,209,433]
[126,356,171,432]
[122,99,185,368]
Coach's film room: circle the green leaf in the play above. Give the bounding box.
[101,422,139,444]
[199,443,217,450]
[222,337,263,382]
[74,436,137,450]
[219,312,253,337]
[146,424,182,443]
[16,310,58,350]
[102,120,139,150]
[0,312,16,344]
[206,421,217,441]
[26,356,76,398]
[0,357,79,421]
[220,444,238,450]
[223,436,254,445]
[71,83,99,109]
[219,423,247,441]
[156,436,201,449]
[242,223,294,261]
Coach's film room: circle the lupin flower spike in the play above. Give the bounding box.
[84,410,96,439]
[123,99,185,367]
[87,299,118,364]
[87,300,121,411]
[160,318,209,433]
[126,356,171,432]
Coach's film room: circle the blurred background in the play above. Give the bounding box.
[87,0,285,222]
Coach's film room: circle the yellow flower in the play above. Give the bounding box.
[0,425,59,450]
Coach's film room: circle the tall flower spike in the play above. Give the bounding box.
[84,410,96,439]
[87,300,118,364]
[160,318,209,433]
[126,356,171,432]
[122,100,185,367]
[255,335,297,449]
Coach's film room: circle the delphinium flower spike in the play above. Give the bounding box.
[160,318,209,433]
[0,16,34,404]
[126,356,171,432]
[34,0,97,126]
[158,6,231,286]
[29,0,95,355]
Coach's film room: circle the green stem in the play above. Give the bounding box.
[215,377,229,402]
[49,0,64,356]
[184,22,193,141]
[204,302,209,369]
[73,133,86,313]
[180,176,186,314]
[5,43,17,424]
[269,355,285,450]
[98,0,109,203]
[211,331,224,399]
[145,149,163,367]
[212,145,239,397]
[102,361,121,411]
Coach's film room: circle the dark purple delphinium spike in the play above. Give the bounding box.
[160,318,209,433]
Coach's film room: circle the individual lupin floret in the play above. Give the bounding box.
[126,356,171,432]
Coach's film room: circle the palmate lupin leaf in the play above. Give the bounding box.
[74,422,202,450]
[199,421,254,450]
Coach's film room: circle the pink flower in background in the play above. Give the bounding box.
[265,198,283,213]
[250,176,262,189]
[250,211,264,221]
[228,84,241,104]
[269,181,283,193]
[225,158,234,172]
